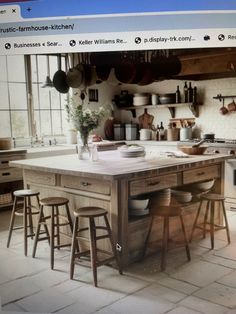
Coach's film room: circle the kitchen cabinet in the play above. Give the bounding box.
[0,150,26,209]
[117,102,199,118]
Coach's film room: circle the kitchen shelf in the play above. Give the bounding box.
[118,102,199,118]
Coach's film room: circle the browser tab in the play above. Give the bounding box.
[0,5,22,22]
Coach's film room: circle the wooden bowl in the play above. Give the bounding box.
[178,146,208,155]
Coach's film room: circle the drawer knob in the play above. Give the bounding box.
[197,172,205,176]
[81,182,91,187]
[148,181,160,186]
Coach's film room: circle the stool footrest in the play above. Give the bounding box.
[54,243,71,249]
[96,256,116,267]
[36,236,50,242]
[95,234,109,241]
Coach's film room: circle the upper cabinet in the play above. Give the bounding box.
[175,48,236,80]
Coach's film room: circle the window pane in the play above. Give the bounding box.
[33,110,41,135]
[8,83,27,109]
[11,111,29,138]
[31,55,38,83]
[0,111,11,137]
[40,111,52,135]
[39,88,51,109]
[0,82,9,109]
[37,55,47,84]
[49,56,59,78]
[52,111,62,135]
[0,56,7,82]
[7,56,26,82]
[32,84,39,109]
[51,88,61,109]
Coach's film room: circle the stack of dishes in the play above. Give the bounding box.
[133,93,150,106]
[118,145,145,158]
[129,197,149,217]
[149,188,171,209]
[171,189,192,203]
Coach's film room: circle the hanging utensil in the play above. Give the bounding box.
[53,54,69,93]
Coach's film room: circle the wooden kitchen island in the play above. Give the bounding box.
[11,151,230,267]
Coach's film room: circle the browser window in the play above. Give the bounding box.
[1,0,236,55]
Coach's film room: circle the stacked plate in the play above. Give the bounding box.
[118,145,145,158]
[149,188,171,209]
[133,93,150,106]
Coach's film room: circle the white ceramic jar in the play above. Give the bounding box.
[139,129,152,140]
[180,128,192,141]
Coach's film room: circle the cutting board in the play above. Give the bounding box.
[138,109,154,129]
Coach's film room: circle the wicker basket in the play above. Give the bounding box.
[0,193,12,205]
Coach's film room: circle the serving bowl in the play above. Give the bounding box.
[178,146,208,155]
[171,189,192,203]
[129,198,149,211]
[190,179,215,192]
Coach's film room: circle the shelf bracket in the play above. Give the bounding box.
[189,103,198,117]
[167,107,175,118]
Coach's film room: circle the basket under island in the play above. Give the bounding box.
[11,150,231,267]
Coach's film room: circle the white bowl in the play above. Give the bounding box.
[129,198,149,211]
[171,189,192,203]
[190,179,215,192]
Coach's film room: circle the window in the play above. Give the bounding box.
[0,54,68,139]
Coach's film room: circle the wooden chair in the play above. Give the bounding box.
[7,189,40,256]
[70,206,122,287]
[190,193,230,249]
[32,196,73,270]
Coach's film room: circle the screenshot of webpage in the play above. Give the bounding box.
[1,0,236,55]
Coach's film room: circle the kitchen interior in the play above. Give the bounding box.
[1,47,236,313]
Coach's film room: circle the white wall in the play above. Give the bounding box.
[107,77,236,140]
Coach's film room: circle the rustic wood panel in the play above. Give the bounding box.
[61,175,111,195]
[130,173,178,196]
[183,165,220,185]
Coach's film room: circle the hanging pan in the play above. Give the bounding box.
[66,53,84,88]
[53,54,69,93]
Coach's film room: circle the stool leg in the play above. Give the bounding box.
[51,206,55,270]
[104,214,123,275]
[27,196,34,239]
[210,201,215,249]
[221,201,231,244]
[23,197,28,256]
[65,203,73,233]
[189,200,203,242]
[89,217,98,287]
[7,196,18,248]
[32,204,44,258]
[143,216,154,258]
[161,217,169,271]
[55,206,60,249]
[180,215,191,261]
[70,216,78,280]
[203,201,210,239]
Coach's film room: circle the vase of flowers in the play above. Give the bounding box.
[66,99,105,160]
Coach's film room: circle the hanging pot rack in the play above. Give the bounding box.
[213,94,236,101]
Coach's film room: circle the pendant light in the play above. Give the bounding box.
[42,55,54,88]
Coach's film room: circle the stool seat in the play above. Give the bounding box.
[151,205,183,217]
[33,196,73,270]
[74,207,107,218]
[70,206,122,286]
[7,189,40,256]
[144,202,190,271]
[40,197,69,206]
[14,189,40,197]
[201,193,225,201]
[190,192,230,249]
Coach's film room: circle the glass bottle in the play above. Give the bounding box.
[187,82,193,102]
[159,122,165,141]
[156,124,160,141]
[184,82,188,103]
[176,85,181,103]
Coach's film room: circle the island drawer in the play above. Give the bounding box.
[183,165,220,185]
[24,170,56,186]
[129,173,178,196]
[61,175,111,195]
[0,167,23,183]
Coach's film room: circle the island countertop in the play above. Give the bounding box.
[10,150,231,180]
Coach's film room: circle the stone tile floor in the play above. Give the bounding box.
[1,209,236,313]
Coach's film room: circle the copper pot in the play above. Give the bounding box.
[228,100,236,112]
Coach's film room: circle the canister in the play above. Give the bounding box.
[114,124,125,140]
[180,128,192,141]
[125,123,138,140]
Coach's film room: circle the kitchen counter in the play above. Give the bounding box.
[11,151,230,266]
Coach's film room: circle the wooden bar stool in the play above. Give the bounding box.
[144,205,191,271]
[190,193,230,249]
[32,197,73,270]
[7,189,40,256]
[70,206,122,287]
